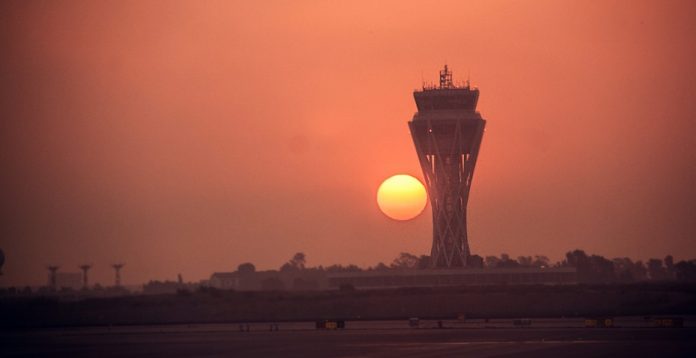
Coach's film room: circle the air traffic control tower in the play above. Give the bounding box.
[409,66,486,268]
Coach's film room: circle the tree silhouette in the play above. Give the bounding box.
[280,252,306,271]
[390,253,419,269]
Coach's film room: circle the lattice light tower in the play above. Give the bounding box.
[79,264,92,289]
[112,263,124,287]
[409,65,486,268]
[47,265,59,290]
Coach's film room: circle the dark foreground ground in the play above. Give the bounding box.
[2,319,695,357]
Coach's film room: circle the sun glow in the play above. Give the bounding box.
[377,174,427,221]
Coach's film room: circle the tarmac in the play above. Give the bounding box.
[2,318,695,357]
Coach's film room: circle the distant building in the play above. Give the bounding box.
[207,270,325,291]
[54,272,82,290]
[142,280,198,295]
[209,272,237,290]
[327,267,577,289]
[204,267,576,291]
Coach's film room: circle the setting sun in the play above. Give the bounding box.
[377,174,427,221]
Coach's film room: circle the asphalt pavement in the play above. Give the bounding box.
[2,319,695,357]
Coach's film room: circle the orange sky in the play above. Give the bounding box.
[1,0,695,286]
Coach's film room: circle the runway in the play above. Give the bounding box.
[3,319,695,357]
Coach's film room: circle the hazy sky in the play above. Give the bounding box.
[1,0,695,286]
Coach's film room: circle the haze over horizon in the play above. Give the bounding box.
[1,0,695,287]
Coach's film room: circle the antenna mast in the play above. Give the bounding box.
[439,65,453,88]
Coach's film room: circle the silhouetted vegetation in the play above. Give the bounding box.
[259,250,696,285]
[280,252,306,272]
[2,250,695,328]
[2,250,695,300]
